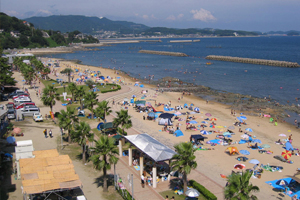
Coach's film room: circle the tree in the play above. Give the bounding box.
[113,109,132,135]
[0,51,16,86]
[74,86,86,109]
[41,85,60,112]
[224,171,259,200]
[73,121,94,163]
[83,91,98,119]
[85,79,95,89]
[94,100,112,122]
[60,68,74,83]
[90,135,119,192]
[19,34,30,47]
[170,142,197,194]
[58,107,78,143]
[67,82,77,102]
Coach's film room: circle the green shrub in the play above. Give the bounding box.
[116,186,134,200]
[189,180,217,200]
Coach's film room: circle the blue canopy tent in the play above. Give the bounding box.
[184,103,188,108]
[97,122,104,131]
[174,130,184,137]
[99,76,105,80]
[285,141,294,151]
[134,83,139,86]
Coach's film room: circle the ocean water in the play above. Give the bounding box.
[43,36,300,105]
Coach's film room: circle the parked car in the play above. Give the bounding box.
[12,94,29,99]
[7,109,16,119]
[8,90,25,98]
[16,102,36,110]
[14,98,32,104]
[33,112,43,122]
[1,94,8,101]
[22,107,40,117]
[6,102,15,109]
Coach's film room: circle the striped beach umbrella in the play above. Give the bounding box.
[281,150,292,160]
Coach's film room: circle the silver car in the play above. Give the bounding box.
[7,109,16,119]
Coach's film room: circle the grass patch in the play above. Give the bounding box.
[92,128,102,138]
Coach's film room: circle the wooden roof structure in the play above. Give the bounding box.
[19,149,82,195]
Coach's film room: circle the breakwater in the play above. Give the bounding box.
[138,50,188,57]
[205,55,300,68]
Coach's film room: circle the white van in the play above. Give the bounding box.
[22,107,40,117]
[14,98,32,104]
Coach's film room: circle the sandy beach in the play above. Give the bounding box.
[37,56,300,199]
[4,54,300,200]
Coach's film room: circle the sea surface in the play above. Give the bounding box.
[43,36,300,106]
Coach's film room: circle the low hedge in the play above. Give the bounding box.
[189,180,217,200]
[116,186,134,200]
[101,84,121,93]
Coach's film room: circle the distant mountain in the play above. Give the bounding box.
[24,15,149,34]
[265,30,300,35]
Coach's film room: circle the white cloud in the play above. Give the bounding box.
[167,15,176,20]
[142,15,149,20]
[190,8,216,22]
[142,14,157,20]
[177,14,184,19]
[5,10,20,17]
[37,9,53,15]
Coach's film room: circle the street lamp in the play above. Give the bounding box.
[63,85,66,92]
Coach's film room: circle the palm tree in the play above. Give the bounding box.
[60,68,74,83]
[75,86,86,109]
[83,91,98,119]
[67,82,77,102]
[41,85,60,112]
[86,79,95,89]
[170,142,197,194]
[113,109,132,135]
[95,100,112,122]
[90,135,119,192]
[73,121,94,163]
[224,170,259,200]
[58,107,78,143]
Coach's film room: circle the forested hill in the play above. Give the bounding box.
[24,15,149,34]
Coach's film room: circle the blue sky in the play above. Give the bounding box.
[2,0,300,32]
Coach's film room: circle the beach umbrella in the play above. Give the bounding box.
[245,128,253,132]
[276,179,289,186]
[132,95,136,98]
[159,113,174,119]
[240,116,247,120]
[189,120,198,124]
[205,113,212,117]
[261,144,271,148]
[234,164,246,170]
[148,112,155,117]
[200,130,209,135]
[281,150,292,160]
[223,132,231,136]
[249,159,260,165]
[174,111,182,116]
[240,134,249,139]
[228,126,235,130]
[6,136,16,144]
[240,150,250,155]
[194,107,200,112]
[252,139,262,144]
[210,125,215,128]
[201,125,207,128]
[190,111,196,114]
[279,134,286,137]
[211,118,217,121]
[13,127,21,134]
[201,121,208,124]
[204,118,209,120]
[237,117,243,122]
[185,188,200,197]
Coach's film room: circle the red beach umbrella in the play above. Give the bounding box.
[281,150,292,160]
[13,127,21,134]
[211,118,217,121]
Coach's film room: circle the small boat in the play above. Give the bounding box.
[206,62,212,65]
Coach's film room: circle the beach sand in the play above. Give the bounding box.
[38,56,300,199]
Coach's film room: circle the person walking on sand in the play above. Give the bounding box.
[44,129,47,138]
[49,129,53,138]
[141,174,145,188]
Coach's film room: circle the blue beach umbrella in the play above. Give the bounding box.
[201,121,208,124]
[194,107,200,112]
[240,116,247,120]
[223,132,231,136]
[252,139,262,143]
[237,117,243,122]
[148,112,155,117]
[189,120,198,124]
[6,136,15,144]
[245,128,253,132]
[249,159,260,165]
[200,130,210,135]
[240,150,250,155]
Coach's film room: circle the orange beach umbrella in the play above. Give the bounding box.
[281,150,292,160]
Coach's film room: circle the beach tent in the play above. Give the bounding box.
[190,134,206,141]
[154,105,165,112]
[134,83,139,86]
[174,130,184,137]
[98,122,114,131]
[158,118,173,126]
[140,84,144,88]
[184,103,188,108]
[225,147,239,155]
[135,100,146,105]
[159,113,174,119]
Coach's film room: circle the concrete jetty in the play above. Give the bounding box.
[205,55,300,68]
[139,50,188,57]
